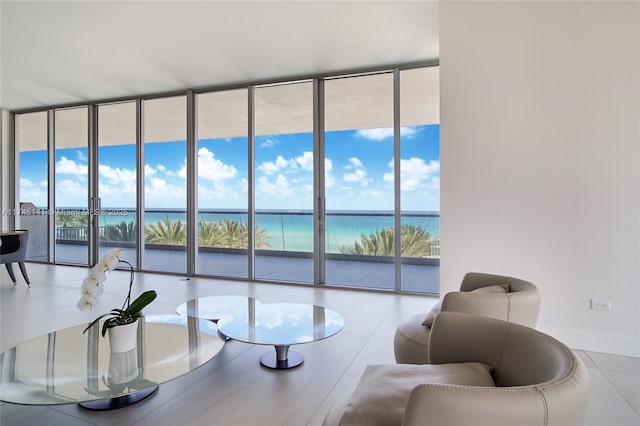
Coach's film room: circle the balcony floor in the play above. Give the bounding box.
[52,243,440,294]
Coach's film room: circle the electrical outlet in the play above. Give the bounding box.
[590,299,611,311]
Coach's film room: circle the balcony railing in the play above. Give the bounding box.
[52,209,440,260]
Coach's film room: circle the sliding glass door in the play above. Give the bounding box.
[97,102,138,265]
[196,89,249,278]
[16,112,49,262]
[399,67,440,293]
[323,73,395,289]
[254,81,314,283]
[54,107,90,265]
[142,96,187,274]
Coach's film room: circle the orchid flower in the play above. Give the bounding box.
[77,294,98,311]
[98,249,123,272]
[81,279,104,297]
[77,249,157,337]
[84,267,106,287]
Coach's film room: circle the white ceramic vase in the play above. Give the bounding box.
[108,320,138,353]
[108,348,139,384]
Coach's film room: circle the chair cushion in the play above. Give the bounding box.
[421,302,441,326]
[470,284,510,293]
[339,363,495,426]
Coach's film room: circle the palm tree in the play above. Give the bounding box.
[252,223,272,249]
[198,221,224,247]
[198,220,272,249]
[399,224,433,257]
[56,211,79,227]
[217,219,244,248]
[145,217,187,245]
[75,212,89,227]
[339,225,433,257]
[217,220,273,249]
[353,228,396,256]
[105,221,136,242]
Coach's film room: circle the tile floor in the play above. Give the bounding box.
[1,263,638,425]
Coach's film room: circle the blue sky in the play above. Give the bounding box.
[20,124,439,212]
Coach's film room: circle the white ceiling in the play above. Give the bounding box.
[0,1,439,112]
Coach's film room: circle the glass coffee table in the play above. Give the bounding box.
[176,295,261,323]
[0,315,225,410]
[216,303,344,370]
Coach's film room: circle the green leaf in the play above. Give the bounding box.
[82,312,113,334]
[123,290,157,317]
[101,319,112,337]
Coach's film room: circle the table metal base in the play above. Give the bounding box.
[79,386,158,410]
[260,345,303,370]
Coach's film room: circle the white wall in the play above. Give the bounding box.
[1,109,14,231]
[440,1,639,356]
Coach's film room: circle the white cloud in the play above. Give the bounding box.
[325,158,335,188]
[56,179,85,206]
[258,155,297,175]
[356,128,393,140]
[19,178,47,207]
[256,152,324,179]
[259,139,279,149]
[76,150,88,162]
[147,177,169,192]
[56,157,87,175]
[156,164,166,172]
[257,174,292,197]
[19,177,36,188]
[97,164,137,206]
[145,164,157,176]
[431,176,440,191]
[343,168,368,184]
[346,157,364,169]
[400,127,419,138]
[183,147,237,181]
[356,126,420,141]
[325,158,333,173]
[383,157,440,191]
[144,177,185,208]
[342,157,369,186]
[295,151,314,172]
[198,180,245,208]
[99,164,136,185]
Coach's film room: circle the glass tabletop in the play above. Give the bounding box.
[176,295,261,322]
[0,315,225,405]
[216,303,344,346]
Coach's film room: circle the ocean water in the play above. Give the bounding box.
[97,210,440,253]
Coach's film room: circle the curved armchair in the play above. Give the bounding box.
[394,272,540,364]
[324,312,589,426]
[0,230,31,286]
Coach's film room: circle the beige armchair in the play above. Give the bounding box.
[323,312,589,426]
[394,272,541,364]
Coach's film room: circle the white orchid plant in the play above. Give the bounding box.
[78,249,157,337]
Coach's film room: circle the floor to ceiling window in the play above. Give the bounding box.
[196,89,249,278]
[12,64,439,294]
[16,111,49,262]
[254,81,314,283]
[399,67,440,292]
[323,72,396,289]
[143,96,187,274]
[54,107,90,265]
[97,101,138,266]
